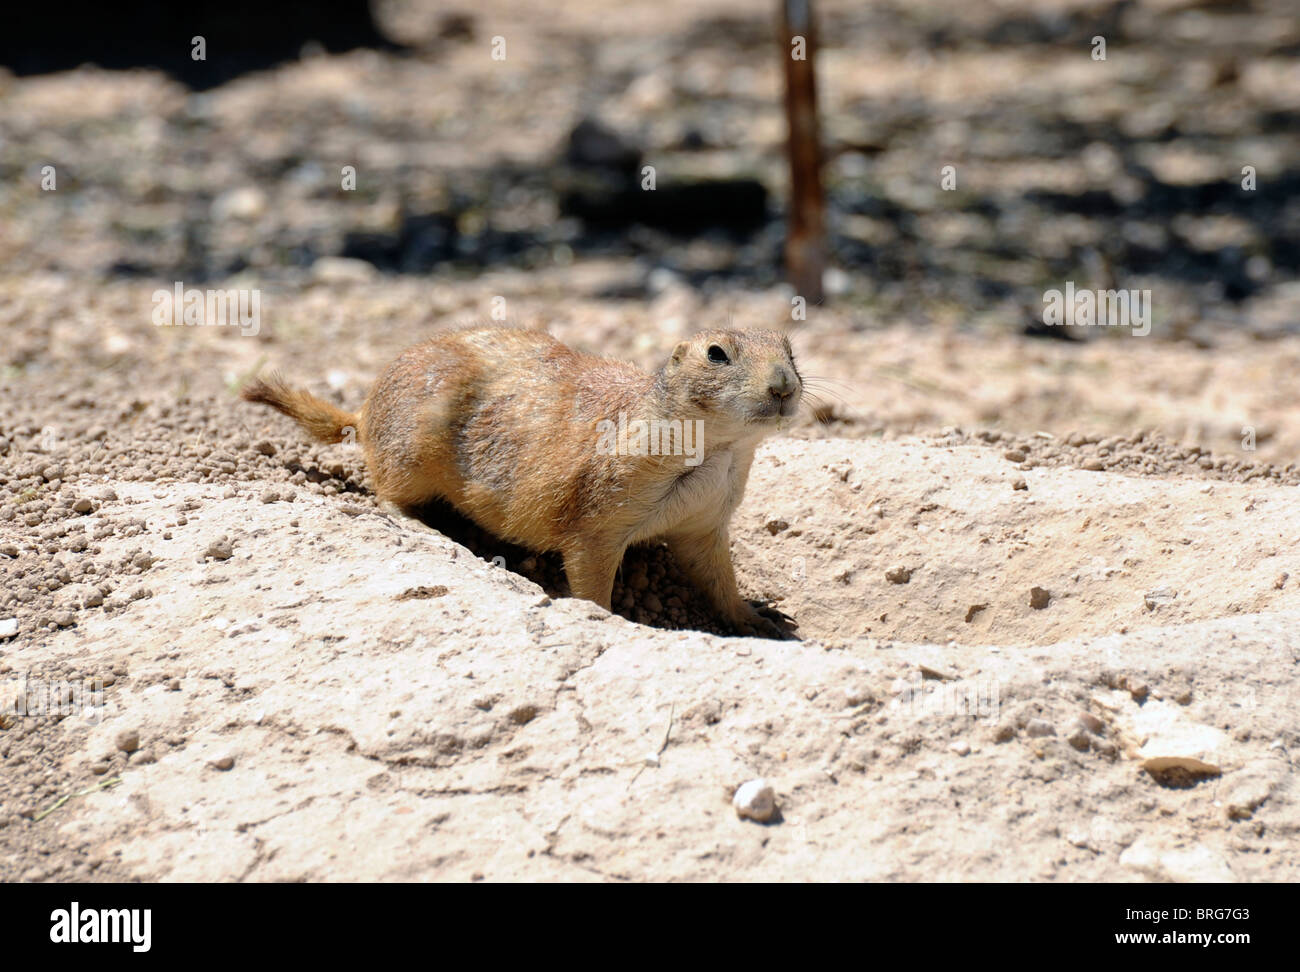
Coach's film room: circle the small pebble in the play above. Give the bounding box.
[1025,719,1056,738]
[204,538,234,560]
[845,687,873,707]
[1079,712,1105,734]
[115,729,141,753]
[733,778,777,823]
[509,704,538,725]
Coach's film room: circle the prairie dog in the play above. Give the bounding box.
[242,325,802,636]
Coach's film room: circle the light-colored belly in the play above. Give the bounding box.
[631,449,737,543]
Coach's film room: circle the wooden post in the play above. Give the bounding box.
[780,0,825,304]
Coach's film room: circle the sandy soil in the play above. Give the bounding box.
[4,271,1299,882]
[2,0,1299,881]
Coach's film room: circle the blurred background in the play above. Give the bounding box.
[2,0,1299,465]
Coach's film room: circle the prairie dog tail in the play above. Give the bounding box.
[240,374,360,444]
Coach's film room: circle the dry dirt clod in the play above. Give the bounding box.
[1078,712,1105,734]
[1067,729,1091,751]
[845,687,873,707]
[1029,587,1051,610]
[1222,762,1282,821]
[1139,741,1223,781]
[115,729,141,753]
[204,537,234,561]
[1025,719,1056,738]
[395,585,449,601]
[509,704,538,725]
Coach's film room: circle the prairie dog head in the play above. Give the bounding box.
[658,329,803,437]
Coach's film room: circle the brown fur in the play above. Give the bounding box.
[240,374,358,445]
[241,324,802,635]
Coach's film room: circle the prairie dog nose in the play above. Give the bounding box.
[768,366,797,401]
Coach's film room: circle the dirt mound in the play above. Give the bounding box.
[4,414,1300,881]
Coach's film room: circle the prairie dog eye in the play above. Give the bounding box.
[707,345,730,364]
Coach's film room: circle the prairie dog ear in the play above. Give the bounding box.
[670,341,691,364]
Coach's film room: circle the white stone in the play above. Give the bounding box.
[1114,700,1228,777]
[311,257,378,284]
[1119,838,1235,883]
[211,186,266,221]
[733,778,776,823]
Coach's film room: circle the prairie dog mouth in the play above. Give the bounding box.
[748,397,801,422]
